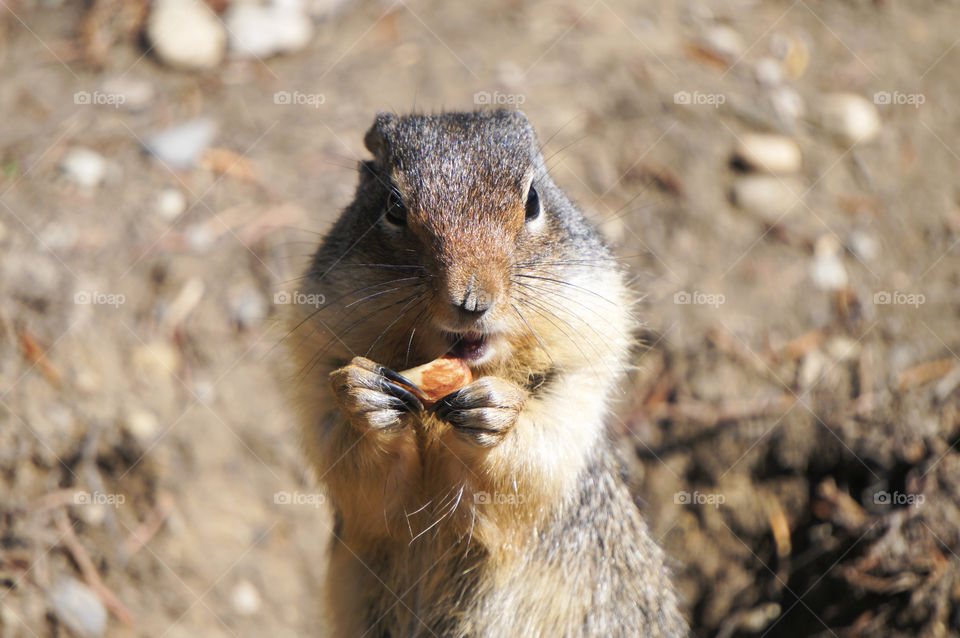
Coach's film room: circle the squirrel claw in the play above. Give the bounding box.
[433,377,525,446]
[330,356,422,432]
[377,375,424,413]
[378,366,425,404]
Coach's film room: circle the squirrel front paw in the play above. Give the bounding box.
[329,356,424,432]
[434,377,526,446]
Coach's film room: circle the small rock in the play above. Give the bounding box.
[810,235,848,291]
[123,407,160,440]
[225,2,313,59]
[133,341,180,381]
[848,230,880,261]
[701,25,744,61]
[230,579,262,616]
[186,224,216,251]
[73,501,108,527]
[734,134,802,174]
[817,93,881,144]
[732,175,804,222]
[770,86,805,129]
[193,378,216,405]
[304,0,354,19]
[231,289,268,329]
[145,118,218,170]
[147,0,226,70]
[49,578,107,637]
[75,368,102,394]
[156,187,187,221]
[770,33,809,78]
[3,250,62,303]
[753,57,783,86]
[38,223,78,251]
[60,148,106,189]
[100,76,154,111]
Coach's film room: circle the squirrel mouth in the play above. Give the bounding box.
[449,331,489,362]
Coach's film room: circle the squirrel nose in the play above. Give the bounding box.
[452,276,495,318]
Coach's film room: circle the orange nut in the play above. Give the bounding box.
[398,355,473,406]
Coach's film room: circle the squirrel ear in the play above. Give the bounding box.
[499,109,536,140]
[510,109,530,124]
[363,111,399,160]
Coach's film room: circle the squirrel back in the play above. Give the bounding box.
[286,110,687,637]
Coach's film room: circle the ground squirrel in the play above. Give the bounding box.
[285,110,687,637]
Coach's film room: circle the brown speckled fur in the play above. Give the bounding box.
[285,110,687,637]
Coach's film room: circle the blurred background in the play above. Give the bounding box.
[1,1,959,636]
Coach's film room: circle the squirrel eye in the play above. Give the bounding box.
[525,185,541,222]
[385,189,407,226]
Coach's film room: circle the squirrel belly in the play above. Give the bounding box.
[285,109,688,637]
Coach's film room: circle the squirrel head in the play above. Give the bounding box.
[338,110,611,370]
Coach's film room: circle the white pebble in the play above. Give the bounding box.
[701,25,744,61]
[225,2,313,59]
[60,148,106,189]
[732,175,804,221]
[734,134,802,174]
[147,0,226,70]
[133,342,180,381]
[156,188,187,221]
[810,235,848,291]
[303,0,353,18]
[231,289,268,329]
[848,230,880,262]
[186,224,215,251]
[100,76,155,111]
[74,501,107,527]
[123,407,160,440]
[769,87,805,130]
[230,579,262,616]
[753,57,784,86]
[49,578,107,637]
[818,93,881,144]
[194,378,216,405]
[145,118,218,170]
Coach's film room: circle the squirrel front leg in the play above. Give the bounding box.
[304,356,423,543]
[433,376,527,447]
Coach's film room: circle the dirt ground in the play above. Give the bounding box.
[2,1,960,636]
